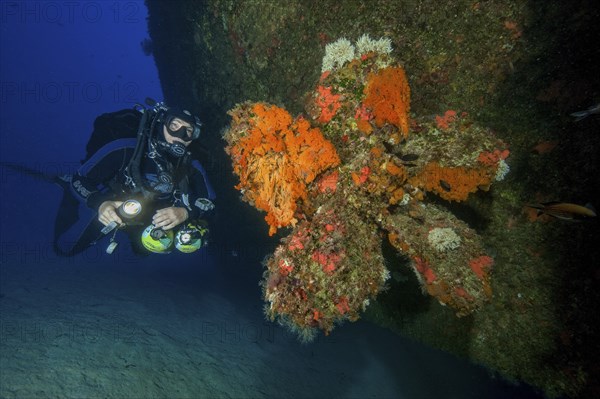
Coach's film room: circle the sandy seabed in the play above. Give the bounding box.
[0,249,540,399]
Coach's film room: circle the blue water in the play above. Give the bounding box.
[0,2,544,398]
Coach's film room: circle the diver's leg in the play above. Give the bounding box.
[54,190,80,238]
[53,192,103,257]
[54,217,105,257]
[125,227,151,257]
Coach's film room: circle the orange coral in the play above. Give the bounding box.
[227,103,340,235]
[356,119,373,135]
[388,232,410,252]
[385,161,405,177]
[356,149,409,203]
[363,66,411,138]
[351,166,371,185]
[370,146,384,159]
[389,188,405,205]
[409,162,493,202]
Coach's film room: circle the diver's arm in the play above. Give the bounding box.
[71,147,134,209]
[185,160,216,220]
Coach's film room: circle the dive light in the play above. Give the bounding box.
[103,199,143,254]
[102,198,173,254]
[118,199,142,220]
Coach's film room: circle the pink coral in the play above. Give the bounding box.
[335,297,350,314]
[351,166,371,186]
[355,104,372,121]
[414,256,437,284]
[312,250,342,275]
[278,258,294,276]
[317,170,339,193]
[477,149,510,166]
[435,110,457,130]
[454,287,471,299]
[469,256,494,279]
[288,235,305,251]
[315,85,341,123]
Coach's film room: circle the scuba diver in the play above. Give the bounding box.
[3,99,216,257]
[60,99,215,256]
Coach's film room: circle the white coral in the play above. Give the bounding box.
[355,34,392,56]
[495,159,510,181]
[381,267,391,282]
[321,35,394,73]
[399,193,411,206]
[427,227,461,252]
[321,38,355,73]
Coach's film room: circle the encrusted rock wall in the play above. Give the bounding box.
[147,0,532,127]
[146,1,600,398]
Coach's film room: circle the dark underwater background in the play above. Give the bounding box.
[1,1,599,398]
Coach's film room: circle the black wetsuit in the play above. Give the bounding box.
[54,109,216,256]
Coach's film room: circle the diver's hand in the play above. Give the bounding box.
[152,207,189,230]
[98,200,124,226]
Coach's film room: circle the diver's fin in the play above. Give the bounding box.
[525,203,544,210]
[0,162,70,189]
[584,203,597,217]
[570,110,589,122]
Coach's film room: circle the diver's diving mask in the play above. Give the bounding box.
[164,114,200,142]
[157,108,202,158]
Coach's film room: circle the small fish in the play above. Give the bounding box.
[439,180,452,192]
[526,202,597,221]
[531,140,558,154]
[570,103,600,122]
[400,153,419,162]
[382,143,420,163]
[382,142,396,154]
